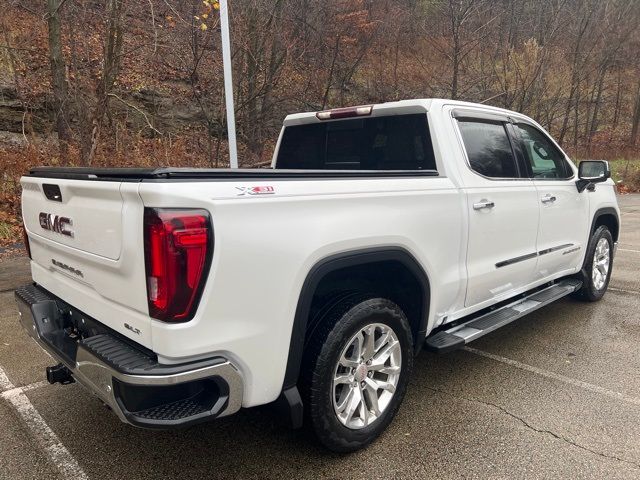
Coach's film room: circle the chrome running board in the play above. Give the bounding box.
[425,279,583,353]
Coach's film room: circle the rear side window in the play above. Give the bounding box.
[275,114,436,171]
[516,124,572,179]
[457,120,518,179]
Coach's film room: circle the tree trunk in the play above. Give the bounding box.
[587,66,607,151]
[46,0,71,163]
[258,6,285,159]
[243,3,262,157]
[612,69,622,131]
[449,1,460,100]
[321,36,340,109]
[573,81,580,152]
[557,6,595,146]
[631,79,640,145]
[82,0,126,165]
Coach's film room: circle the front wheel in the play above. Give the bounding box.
[573,225,614,301]
[301,296,413,452]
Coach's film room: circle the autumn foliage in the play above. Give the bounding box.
[1,0,640,236]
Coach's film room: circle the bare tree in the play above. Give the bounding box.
[46,0,72,162]
[81,0,126,165]
[4,0,640,173]
[631,78,640,145]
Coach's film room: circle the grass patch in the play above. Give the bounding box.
[609,158,640,182]
[607,158,640,192]
[0,217,21,248]
[0,221,17,241]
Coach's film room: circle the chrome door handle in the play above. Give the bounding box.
[541,195,557,204]
[473,200,495,210]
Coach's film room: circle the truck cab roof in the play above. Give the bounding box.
[283,98,531,127]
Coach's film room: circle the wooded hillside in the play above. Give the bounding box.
[1,0,640,230]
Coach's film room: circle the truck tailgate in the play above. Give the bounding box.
[21,177,152,347]
[23,179,124,259]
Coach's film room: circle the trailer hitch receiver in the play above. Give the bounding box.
[46,363,75,385]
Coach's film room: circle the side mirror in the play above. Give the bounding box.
[577,160,611,192]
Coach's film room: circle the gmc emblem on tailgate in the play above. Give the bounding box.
[39,212,74,237]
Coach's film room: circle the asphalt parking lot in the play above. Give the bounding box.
[1,195,639,480]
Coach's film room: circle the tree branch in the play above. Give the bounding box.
[107,93,163,135]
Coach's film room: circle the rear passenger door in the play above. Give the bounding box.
[513,122,589,278]
[453,111,540,308]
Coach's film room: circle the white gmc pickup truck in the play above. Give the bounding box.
[16,99,619,452]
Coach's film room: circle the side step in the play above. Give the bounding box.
[425,279,582,353]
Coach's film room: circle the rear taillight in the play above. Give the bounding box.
[143,208,212,322]
[22,224,31,259]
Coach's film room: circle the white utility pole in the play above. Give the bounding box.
[219,0,238,168]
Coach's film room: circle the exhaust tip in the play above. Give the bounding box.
[46,363,75,385]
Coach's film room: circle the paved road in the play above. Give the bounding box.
[1,195,639,480]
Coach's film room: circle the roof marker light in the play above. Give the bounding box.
[315,105,373,120]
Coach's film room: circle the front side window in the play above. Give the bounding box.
[275,114,436,171]
[516,124,572,179]
[457,120,518,178]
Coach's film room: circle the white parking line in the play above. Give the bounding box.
[1,380,48,398]
[618,248,640,254]
[609,286,640,295]
[463,347,640,407]
[0,367,88,480]
[0,368,12,391]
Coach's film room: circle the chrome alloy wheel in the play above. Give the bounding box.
[592,237,611,291]
[332,323,401,430]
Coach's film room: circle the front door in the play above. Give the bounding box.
[513,122,589,279]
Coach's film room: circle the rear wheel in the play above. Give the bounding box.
[300,296,413,452]
[573,225,613,301]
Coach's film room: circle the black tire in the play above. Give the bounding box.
[572,225,614,302]
[300,295,413,452]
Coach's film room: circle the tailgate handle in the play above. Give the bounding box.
[43,184,63,202]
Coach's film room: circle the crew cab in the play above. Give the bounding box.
[16,99,619,451]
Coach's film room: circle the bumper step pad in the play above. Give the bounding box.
[81,334,227,377]
[425,279,582,353]
[135,397,209,421]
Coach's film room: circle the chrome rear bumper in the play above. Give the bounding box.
[15,284,243,428]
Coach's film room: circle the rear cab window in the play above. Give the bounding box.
[457,120,519,179]
[275,114,437,171]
